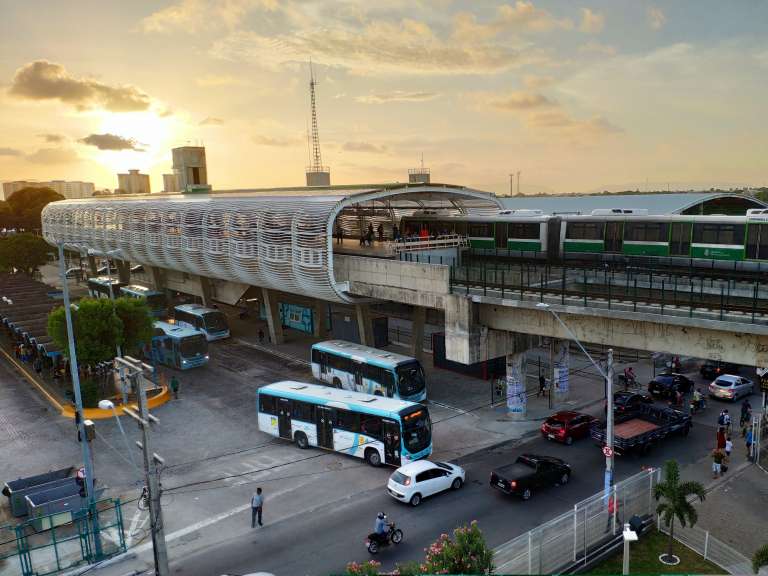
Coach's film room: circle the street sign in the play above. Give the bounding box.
[757,367,768,377]
[602,446,614,458]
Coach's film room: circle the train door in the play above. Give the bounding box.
[604,222,624,253]
[316,406,334,449]
[277,398,292,439]
[547,218,562,262]
[495,222,508,249]
[670,222,692,256]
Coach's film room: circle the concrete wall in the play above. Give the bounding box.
[157,270,248,305]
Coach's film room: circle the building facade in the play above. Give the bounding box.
[117,170,151,195]
[172,146,208,192]
[162,173,178,193]
[2,180,95,200]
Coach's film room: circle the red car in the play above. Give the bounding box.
[540,411,597,445]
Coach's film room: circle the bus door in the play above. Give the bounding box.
[316,406,334,449]
[318,351,329,376]
[277,398,292,440]
[382,419,401,466]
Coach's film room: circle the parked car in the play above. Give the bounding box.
[96,265,117,275]
[64,267,84,280]
[540,411,597,445]
[387,460,465,507]
[648,373,694,398]
[606,391,653,415]
[490,454,571,500]
[709,375,753,401]
[700,360,740,380]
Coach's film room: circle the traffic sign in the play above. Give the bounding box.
[602,446,614,458]
[757,367,768,377]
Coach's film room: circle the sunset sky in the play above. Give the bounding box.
[0,0,766,195]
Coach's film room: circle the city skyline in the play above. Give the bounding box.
[1,0,767,195]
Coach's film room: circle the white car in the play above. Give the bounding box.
[709,374,753,401]
[387,460,465,506]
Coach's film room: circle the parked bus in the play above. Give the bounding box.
[173,303,230,341]
[86,276,125,299]
[120,284,167,317]
[310,340,427,402]
[148,321,209,370]
[257,381,432,467]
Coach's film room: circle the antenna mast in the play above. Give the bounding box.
[309,61,322,171]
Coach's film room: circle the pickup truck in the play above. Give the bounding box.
[591,403,691,455]
[489,454,571,501]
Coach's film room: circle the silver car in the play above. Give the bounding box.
[709,374,753,401]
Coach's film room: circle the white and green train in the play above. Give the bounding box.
[399,208,768,268]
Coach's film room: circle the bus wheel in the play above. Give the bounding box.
[332,378,342,388]
[365,448,382,467]
[294,432,309,449]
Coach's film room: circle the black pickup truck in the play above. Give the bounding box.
[591,403,691,455]
[489,454,572,501]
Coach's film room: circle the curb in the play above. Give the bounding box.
[0,346,66,414]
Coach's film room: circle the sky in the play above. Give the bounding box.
[0,0,767,196]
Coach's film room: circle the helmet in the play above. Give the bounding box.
[377,512,385,519]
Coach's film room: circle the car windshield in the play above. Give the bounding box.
[400,407,431,453]
[202,311,228,332]
[179,334,207,357]
[391,471,409,485]
[545,418,564,427]
[396,362,426,397]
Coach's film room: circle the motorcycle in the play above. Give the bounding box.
[366,522,403,554]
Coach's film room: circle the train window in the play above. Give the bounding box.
[566,222,604,240]
[469,223,492,237]
[746,224,768,259]
[454,222,467,235]
[625,222,669,242]
[693,223,745,245]
[508,223,540,239]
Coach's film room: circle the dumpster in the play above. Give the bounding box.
[25,479,103,531]
[3,466,73,517]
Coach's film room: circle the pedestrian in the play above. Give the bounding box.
[258,328,265,344]
[745,427,754,461]
[716,428,726,451]
[359,232,365,247]
[712,449,725,478]
[725,436,733,458]
[377,223,383,242]
[538,374,546,397]
[740,399,752,428]
[723,409,732,434]
[335,223,343,245]
[14,344,20,359]
[604,494,619,533]
[33,356,42,375]
[170,375,180,399]
[251,487,263,528]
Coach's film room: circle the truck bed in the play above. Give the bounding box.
[614,419,660,439]
[590,404,691,454]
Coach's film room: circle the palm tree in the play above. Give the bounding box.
[654,459,706,564]
[752,543,768,574]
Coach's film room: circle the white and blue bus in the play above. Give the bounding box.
[257,381,432,467]
[120,284,167,317]
[173,303,230,341]
[87,276,125,299]
[311,340,427,402]
[148,321,209,370]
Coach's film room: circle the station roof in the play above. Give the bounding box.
[499,192,767,216]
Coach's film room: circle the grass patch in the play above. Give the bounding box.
[587,529,725,575]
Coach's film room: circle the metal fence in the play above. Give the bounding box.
[657,521,752,575]
[494,468,660,574]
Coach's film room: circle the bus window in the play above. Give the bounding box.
[202,310,227,332]
[400,407,432,455]
[396,362,426,398]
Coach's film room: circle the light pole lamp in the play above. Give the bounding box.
[98,399,138,470]
[622,522,639,575]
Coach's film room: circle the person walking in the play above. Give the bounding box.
[745,427,754,462]
[725,436,733,459]
[740,399,752,428]
[538,374,547,398]
[258,328,265,344]
[377,223,383,242]
[712,449,725,478]
[251,487,264,528]
[716,427,726,451]
[604,494,619,533]
[170,375,180,400]
[335,223,343,245]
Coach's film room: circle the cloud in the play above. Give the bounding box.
[523,75,555,89]
[342,141,388,153]
[200,116,225,125]
[579,40,616,56]
[0,147,23,156]
[579,8,604,34]
[79,133,144,151]
[252,134,301,147]
[355,91,439,104]
[195,74,251,87]
[9,60,151,112]
[482,90,553,110]
[37,133,65,143]
[26,147,79,164]
[494,2,574,33]
[647,6,666,30]
[141,0,278,34]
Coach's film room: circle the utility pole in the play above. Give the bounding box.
[605,349,615,496]
[117,356,169,576]
[509,173,515,196]
[517,171,521,196]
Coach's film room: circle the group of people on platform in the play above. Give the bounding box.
[334,222,454,247]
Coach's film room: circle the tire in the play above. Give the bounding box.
[367,541,379,555]
[683,423,691,437]
[410,493,422,507]
[559,473,570,486]
[521,488,532,501]
[565,436,573,446]
[392,529,403,544]
[332,378,342,389]
[451,477,463,490]
[294,432,308,449]
[365,448,382,467]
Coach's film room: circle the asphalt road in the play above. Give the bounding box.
[170,405,720,576]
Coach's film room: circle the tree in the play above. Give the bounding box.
[420,521,494,575]
[753,543,768,574]
[0,233,54,276]
[48,298,124,366]
[654,459,706,564]
[0,201,12,230]
[6,186,64,231]
[114,297,154,356]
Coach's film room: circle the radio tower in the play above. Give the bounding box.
[306,60,330,187]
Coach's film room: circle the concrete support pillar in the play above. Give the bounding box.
[553,340,570,401]
[356,304,374,346]
[262,288,284,345]
[198,276,213,307]
[116,260,131,285]
[313,300,329,338]
[87,255,98,277]
[505,333,533,419]
[411,306,426,361]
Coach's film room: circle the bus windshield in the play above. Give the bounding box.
[400,406,431,454]
[179,334,207,358]
[202,311,227,332]
[146,294,166,309]
[396,362,426,398]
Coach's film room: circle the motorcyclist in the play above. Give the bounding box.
[374,512,388,543]
[692,388,702,412]
[622,366,636,388]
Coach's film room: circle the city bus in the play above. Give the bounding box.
[86,276,125,299]
[119,284,167,317]
[310,340,427,402]
[148,321,209,370]
[173,303,230,341]
[257,381,432,467]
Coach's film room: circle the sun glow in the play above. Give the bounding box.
[94,111,177,173]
